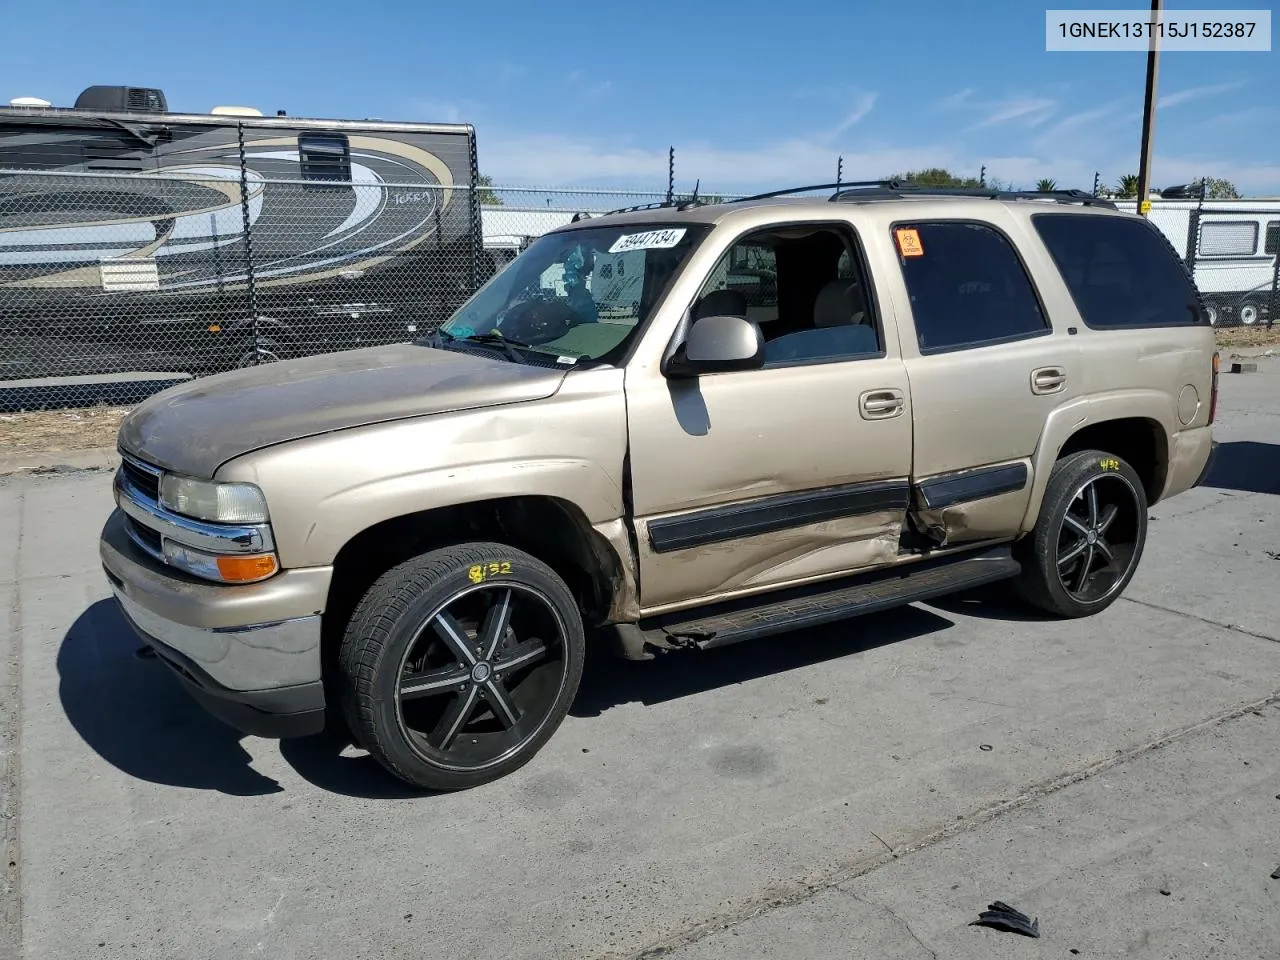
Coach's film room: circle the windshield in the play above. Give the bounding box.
[439,222,711,363]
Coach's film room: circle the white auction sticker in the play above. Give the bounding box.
[608,228,687,254]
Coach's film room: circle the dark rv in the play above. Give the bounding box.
[0,85,484,382]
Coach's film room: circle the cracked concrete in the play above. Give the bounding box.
[2,365,1278,960]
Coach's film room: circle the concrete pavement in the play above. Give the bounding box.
[1,362,1278,960]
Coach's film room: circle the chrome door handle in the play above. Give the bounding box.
[860,389,905,419]
[1031,367,1067,395]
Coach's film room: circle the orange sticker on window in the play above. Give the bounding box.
[895,228,924,257]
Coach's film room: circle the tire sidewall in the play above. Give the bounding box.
[344,544,585,789]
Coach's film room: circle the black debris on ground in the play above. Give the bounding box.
[970,900,1041,938]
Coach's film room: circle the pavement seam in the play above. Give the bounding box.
[622,688,1280,960]
[1121,595,1280,644]
[837,888,938,959]
[1,488,24,960]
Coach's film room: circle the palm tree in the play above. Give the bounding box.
[1115,174,1141,199]
[1036,178,1057,192]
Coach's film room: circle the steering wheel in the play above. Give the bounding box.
[498,297,579,344]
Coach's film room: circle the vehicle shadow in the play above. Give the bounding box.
[570,603,954,718]
[58,600,286,797]
[1201,441,1280,496]
[60,589,1015,798]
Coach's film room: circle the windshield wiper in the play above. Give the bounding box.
[455,331,534,364]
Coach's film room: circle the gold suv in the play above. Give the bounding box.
[100,182,1219,790]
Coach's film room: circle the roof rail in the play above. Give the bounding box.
[829,183,1117,209]
[600,196,711,216]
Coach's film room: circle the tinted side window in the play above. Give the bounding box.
[1264,221,1279,256]
[1032,214,1203,328]
[894,221,1049,353]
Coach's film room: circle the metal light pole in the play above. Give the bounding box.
[1135,0,1163,215]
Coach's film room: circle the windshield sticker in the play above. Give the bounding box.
[556,355,578,365]
[608,228,687,254]
[894,228,924,258]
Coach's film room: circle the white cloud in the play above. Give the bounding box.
[1158,81,1246,109]
[409,99,464,124]
[968,97,1057,130]
[830,92,879,136]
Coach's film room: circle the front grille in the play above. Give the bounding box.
[121,457,160,502]
[124,515,163,559]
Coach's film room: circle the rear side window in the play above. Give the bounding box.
[1032,214,1204,328]
[893,221,1049,354]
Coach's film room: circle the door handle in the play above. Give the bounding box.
[1031,367,1067,395]
[860,388,905,419]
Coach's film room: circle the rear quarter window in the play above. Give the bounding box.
[1031,213,1205,328]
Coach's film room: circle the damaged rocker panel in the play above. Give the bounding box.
[914,462,1029,511]
[646,479,911,554]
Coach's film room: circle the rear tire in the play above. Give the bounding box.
[337,542,585,791]
[1014,450,1148,618]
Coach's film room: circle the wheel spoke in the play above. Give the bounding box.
[483,679,521,728]
[431,686,479,750]
[1058,537,1089,568]
[1093,536,1115,566]
[430,611,478,666]
[400,664,470,700]
[1086,483,1100,527]
[492,638,547,676]
[1073,543,1095,593]
[1096,503,1119,535]
[1063,513,1091,537]
[478,589,513,661]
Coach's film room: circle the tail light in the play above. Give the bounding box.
[1208,351,1220,424]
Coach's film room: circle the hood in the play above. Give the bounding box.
[119,342,567,478]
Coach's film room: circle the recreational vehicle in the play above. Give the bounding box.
[0,85,486,383]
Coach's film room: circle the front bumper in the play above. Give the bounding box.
[100,509,332,739]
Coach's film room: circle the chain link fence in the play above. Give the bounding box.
[3,170,1275,412]
[0,171,743,410]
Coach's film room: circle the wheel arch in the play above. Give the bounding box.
[1021,395,1173,532]
[320,495,635,676]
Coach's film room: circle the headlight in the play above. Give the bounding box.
[158,474,269,524]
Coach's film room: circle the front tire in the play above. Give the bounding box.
[1015,450,1148,618]
[338,542,585,791]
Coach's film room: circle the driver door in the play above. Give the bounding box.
[624,221,915,614]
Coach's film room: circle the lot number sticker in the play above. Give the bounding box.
[608,228,687,254]
[895,228,924,257]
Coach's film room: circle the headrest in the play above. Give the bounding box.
[692,288,748,320]
[813,279,862,328]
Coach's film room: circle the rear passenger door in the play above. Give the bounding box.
[883,215,1082,546]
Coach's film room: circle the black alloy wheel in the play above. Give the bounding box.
[339,543,585,791]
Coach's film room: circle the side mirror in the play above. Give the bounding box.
[664,314,765,378]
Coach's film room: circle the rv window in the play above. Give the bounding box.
[1265,221,1279,257]
[1198,220,1259,258]
[298,133,352,183]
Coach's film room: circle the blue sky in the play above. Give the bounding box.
[2,0,1276,193]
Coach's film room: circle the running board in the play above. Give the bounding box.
[636,544,1021,652]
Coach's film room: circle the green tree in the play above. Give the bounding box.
[475,173,503,206]
[886,167,984,188]
[1191,176,1241,199]
[1114,173,1141,199]
[1036,178,1058,192]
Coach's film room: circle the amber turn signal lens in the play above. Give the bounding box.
[215,553,279,582]
[207,324,221,332]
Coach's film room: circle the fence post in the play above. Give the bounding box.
[235,122,260,364]
[666,147,675,203]
[468,131,483,294]
[1185,178,1205,265]
[1269,239,1279,329]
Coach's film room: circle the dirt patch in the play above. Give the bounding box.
[0,405,128,456]
[1216,326,1280,351]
